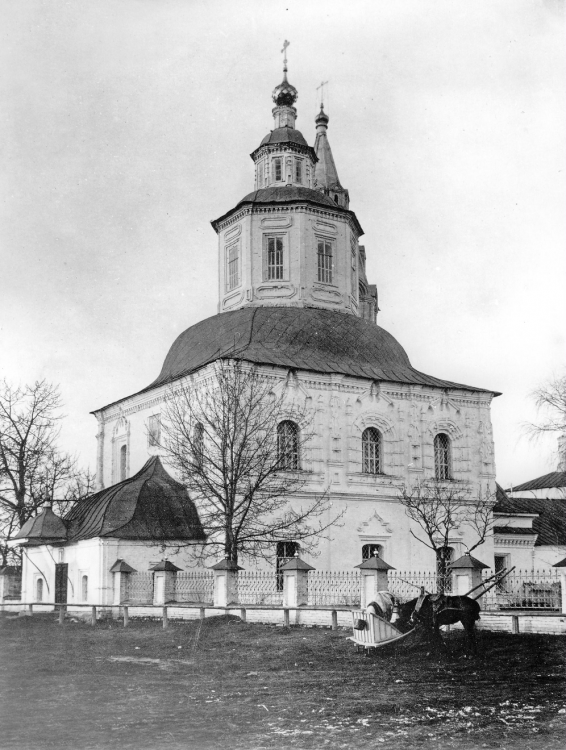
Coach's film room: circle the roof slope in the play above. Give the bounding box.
[15,505,68,542]
[507,471,566,493]
[314,128,341,190]
[259,127,309,147]
[140,306,497,396]
[493,492,566,547]
[211,185,363,235]
[64,457,206,543]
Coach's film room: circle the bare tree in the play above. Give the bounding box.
[159,360,341,564]
[0,379,94,564]
[524,372,566,440]
[399,480,495,591]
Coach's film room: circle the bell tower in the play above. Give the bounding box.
[211,45,376,321]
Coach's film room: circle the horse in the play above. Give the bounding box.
[395,592,481,655]
[366,591,395,622]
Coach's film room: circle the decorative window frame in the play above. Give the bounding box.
[263,233,288,282]
[147,413,161,449]
[424,419,465,480]
[350,412,398,476]
[315,234,335,285]
[111,415,130,484]
[225,241,241,292]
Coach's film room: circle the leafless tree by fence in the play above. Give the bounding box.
[399,480,496,590]
[0,379,95,564]
[159,360,342,564]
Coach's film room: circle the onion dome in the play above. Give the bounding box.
[315,104,329,128]
[272,74,298,107]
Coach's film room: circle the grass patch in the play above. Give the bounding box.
[1,612,565,749]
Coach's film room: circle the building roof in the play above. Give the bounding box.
[14,505,68,544]
[506,471,566,493]
[133,306,497,399]
[211,185,363,235]
[493,527,538,536]
[314,108,342,190]
[449,553,490,570]
[493,491,566,547]
[259,127,308,148]
[64,457,206,543]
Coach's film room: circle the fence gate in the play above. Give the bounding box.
[54,563,68,603]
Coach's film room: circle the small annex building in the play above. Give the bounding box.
[14,457,205,607]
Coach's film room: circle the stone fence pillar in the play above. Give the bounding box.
[553,557,566,615]
[281,556,315,608]
[209,558,243,608]
[449,553,490,601]
[354,552,395,609]
[150,560,182,605]
[109,559,136,604]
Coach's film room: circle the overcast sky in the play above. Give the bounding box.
[1,0,564,487]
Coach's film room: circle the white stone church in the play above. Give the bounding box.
[16,58,500,604]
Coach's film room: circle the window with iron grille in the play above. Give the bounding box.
[194,422,204,466]
[120,444,128,481]
[226,243,240,290]
[436,546,453,592]
[362,427,382,474]
[276,540,300,591]
[148,414,161,447]
[434,432,452,480]
[266,236,284,280]
[295,158,302,184]
[317,239,333,284]
[277,420,300,470]
[274,157,282,181]
[362,543,383,559]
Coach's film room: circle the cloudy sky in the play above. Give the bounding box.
[1,0,564,487]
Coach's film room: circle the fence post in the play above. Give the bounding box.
[449,554,490,602]
[123,606,129,627]
[199,607,205,620]
[150,560,182,606]
[331,610,338,630]
[28,604,33,616]
[109,559,136,604]
[240,608,247,622]
[58,605,65,625]
[511,615,519,634]
[355,552,395,608]
[553,558,566,614]
[163,606,168,629]
[209,558,243,607]
[91,606,97,626]
[281,556,315,609]
[283,609,290,627]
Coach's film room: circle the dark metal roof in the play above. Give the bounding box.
[449,553,489,570]
[493,493,566,547]
[493,527,537,536]
[259,127,308,147]
[64,457,206,543]
[136,306,497,398]
[506,471,566,493]
[14,505,68,543]
[150,560,182,572]
[211,185,363,235]
[109,559,137,573]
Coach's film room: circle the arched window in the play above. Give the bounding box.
[120,444,127,481]
[434,433,452,480]
[436,546,453,592]
[81,575,88,602]
[362,427,382,474]
[362,544,383,560]
[193,422,204,466]
[36,578,43,602]
[277,421,300,470]
[276,540,300,591]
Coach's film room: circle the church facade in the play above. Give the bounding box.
[91,60,499,573]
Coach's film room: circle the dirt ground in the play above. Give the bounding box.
[0,612,564,750]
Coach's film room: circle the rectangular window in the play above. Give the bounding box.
[274,158,282,181]
[351,247,357,295]
[148,414,161,447]
[317,239,333,284]
[267,236,284,280]
[295,158,302,184]
[226,243,240,290]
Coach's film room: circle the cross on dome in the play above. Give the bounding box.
[272,40,298,107]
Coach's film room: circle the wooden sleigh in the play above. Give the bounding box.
[349,610,414,654]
